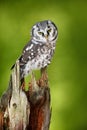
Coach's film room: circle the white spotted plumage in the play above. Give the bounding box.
[12,20,58,79]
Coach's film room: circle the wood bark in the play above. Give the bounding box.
[0,61,51,130]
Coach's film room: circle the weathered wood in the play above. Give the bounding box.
[27,67,51,130]
[7,61,30,130]
[0,111,4,130]
[0,62,51,130]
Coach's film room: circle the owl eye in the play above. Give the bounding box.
[47,29,52,35]
[47,29,51,33]
[38,32,44,36]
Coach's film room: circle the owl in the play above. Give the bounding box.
[12,20,58,79]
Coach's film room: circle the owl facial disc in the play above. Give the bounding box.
[31,20,58,43]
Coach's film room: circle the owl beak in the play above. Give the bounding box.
[45,35,48,40]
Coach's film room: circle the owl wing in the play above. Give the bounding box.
[11,40,40,69]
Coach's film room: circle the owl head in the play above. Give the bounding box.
[31,20,58,43]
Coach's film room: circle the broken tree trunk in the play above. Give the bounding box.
[0,61,51,130]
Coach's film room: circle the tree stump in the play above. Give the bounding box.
[0,61,51,130]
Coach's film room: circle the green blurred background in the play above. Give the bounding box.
[0,0,87,130]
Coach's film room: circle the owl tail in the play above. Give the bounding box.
[0,75,12,111]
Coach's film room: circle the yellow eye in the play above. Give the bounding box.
[48,29,51,32]
[38,32,44,36]
[47,29,51,35]
[38,32,42,35]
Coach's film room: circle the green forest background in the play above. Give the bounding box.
[0,0,87,130]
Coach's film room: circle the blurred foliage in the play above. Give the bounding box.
[0,0,87,130]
